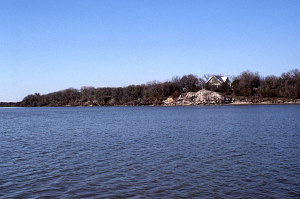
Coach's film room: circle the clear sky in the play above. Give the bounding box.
[1,0,299,102]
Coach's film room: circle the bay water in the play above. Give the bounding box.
[1,105,299,198]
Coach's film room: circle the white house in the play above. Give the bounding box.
[206,75,231,88]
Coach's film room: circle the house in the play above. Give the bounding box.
[206,75,231,88]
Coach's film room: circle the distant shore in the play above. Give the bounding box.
[1,92,300,108]
[7,69,299,107]
[1,100,300,107]
[228,101,300,105]
[162,101,300,106]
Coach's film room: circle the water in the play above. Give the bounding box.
[1,105,299,198]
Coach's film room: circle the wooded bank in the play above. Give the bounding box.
[3,69,300,107]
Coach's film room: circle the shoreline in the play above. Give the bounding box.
[1,102,300,108]
[163,102,300,106]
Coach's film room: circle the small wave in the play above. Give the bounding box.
[0,107,23,109]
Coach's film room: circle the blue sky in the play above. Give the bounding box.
[1,0,299,102]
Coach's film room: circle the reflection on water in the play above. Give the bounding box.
[1,105,299,198]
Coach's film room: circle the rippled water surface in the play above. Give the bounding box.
[1,105,300,198]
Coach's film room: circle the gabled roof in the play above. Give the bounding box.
[207,75,230,84]
[219,76,228,83]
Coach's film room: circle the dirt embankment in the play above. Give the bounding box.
[163,90,232,106]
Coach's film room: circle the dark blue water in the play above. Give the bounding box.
[1,105,299,198]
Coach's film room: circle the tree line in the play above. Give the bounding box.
[20,69,300,106]
[232,69,300,99]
